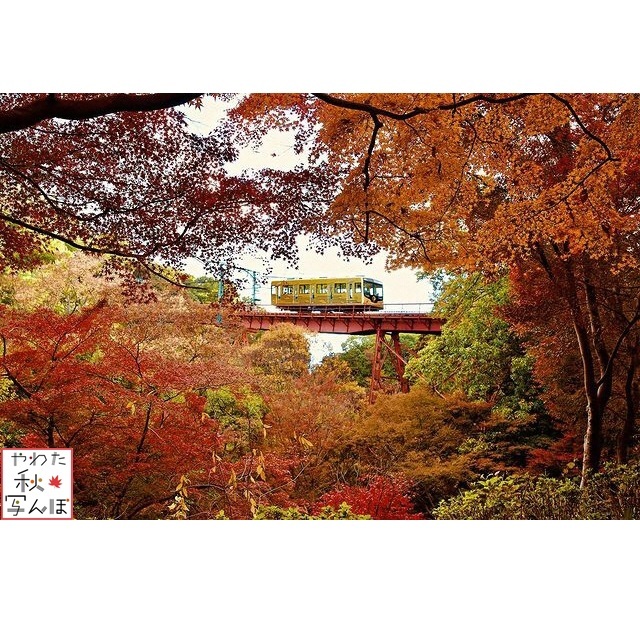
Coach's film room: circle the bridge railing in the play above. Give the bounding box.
[240,302,436,316]
[381,303,435,314]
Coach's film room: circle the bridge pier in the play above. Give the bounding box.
[233,308,444,402]
[369,329,411,403]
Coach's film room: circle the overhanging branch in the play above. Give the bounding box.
[0,93,203,134]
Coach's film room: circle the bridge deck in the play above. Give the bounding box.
[235,310,445,335]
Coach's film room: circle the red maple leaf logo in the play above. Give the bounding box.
[49,475,62,488]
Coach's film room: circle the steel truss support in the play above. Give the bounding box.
[369,329,410,403]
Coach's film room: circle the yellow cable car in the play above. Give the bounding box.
[270,277,384,311]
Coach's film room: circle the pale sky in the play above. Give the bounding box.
[181,96,435,306]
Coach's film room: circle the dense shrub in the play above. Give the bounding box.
[434,463,640,520]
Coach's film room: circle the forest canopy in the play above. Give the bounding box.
[3,93,640,505]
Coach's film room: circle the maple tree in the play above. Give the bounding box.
[222,325,368,508]
[0,251,369,518]
[505,259,640,471]
[0,301,241,518]
[227,93,640,485]
[0,245,268,518]
[259,360,366,505]
[313,474,422,520]
[0,93,339,290]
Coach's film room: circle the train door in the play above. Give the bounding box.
[315,282,329,306]
[355,281,363,303]
[334,282,347,304]
[298,283,311,306]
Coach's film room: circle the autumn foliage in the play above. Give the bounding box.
[0,93,338,289]
[4,93,640,517]
[314,475,422,520]
[0,298,234,518]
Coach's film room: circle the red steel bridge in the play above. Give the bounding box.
[234,304,445,402]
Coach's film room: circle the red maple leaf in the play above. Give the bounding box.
[49,476,62,488]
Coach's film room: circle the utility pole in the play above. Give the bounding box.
[235,267,260,306]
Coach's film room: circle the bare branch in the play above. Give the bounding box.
[597,295,640,388]
[0,209,147,259]
[313,92,535,122]
[0,93,203,134]
[363,113,383,191]
[549,93,617,161]
[365,208,431,263]
[0,211,208,291]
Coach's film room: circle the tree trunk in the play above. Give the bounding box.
[566,269,611,486]
[618,341,640,463]
[46,416,55,448]
[581,401,604,487]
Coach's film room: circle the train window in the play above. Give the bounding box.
[282,285,293,295]
[363,280,383,301]
[355,283,362,293]
[271,285,279,297]
[316,284,328,294]
[334,283,346,293]
[299,284,310,294]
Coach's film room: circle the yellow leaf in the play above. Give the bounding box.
[299,436,314,449]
